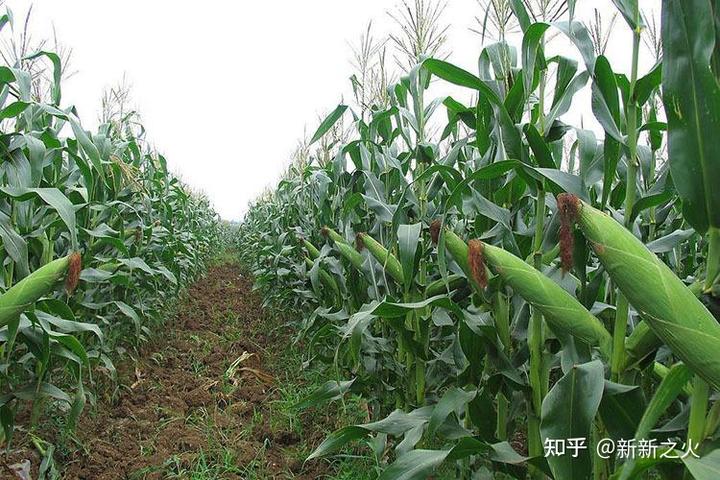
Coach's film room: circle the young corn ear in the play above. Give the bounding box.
[565,193,720,389]
[0,253,82,328]
[304,258,340,297]
[321,226,345,245]
[442,230,611,355]
[303,239,321,260]
[443,230,474,284]
[480,241,612,356]
[425,274,467,297]
[356,232,404,285]
[321,227,365,271]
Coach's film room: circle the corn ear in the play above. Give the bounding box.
[0,253,81,328]
[443,230,474,284]
[356,232,404,285]
[321,227,365,271]
[571,196,720,389]
[304,258,340,297]
[336,241,365,272]
[321,226,345,245]
[303,240,321,260]
[442,229,611,355]
[622,281,718,370]
[480,242,612,356]
[425,274,467,297]
[334,244,365,273]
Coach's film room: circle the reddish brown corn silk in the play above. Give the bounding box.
[557,193,581,274]
[355,232,365,251]
[467,239,487,289]
[66,252,82,294]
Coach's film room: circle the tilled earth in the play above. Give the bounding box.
[2,262,335,479]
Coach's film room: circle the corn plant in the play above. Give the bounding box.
[0,7,225,447]
[239,0,720,478]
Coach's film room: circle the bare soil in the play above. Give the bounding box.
[2,262,334,479]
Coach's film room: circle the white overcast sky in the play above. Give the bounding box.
[6,0,659,220]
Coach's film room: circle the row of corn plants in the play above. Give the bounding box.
[0,9,225,451]
[239,0,720,478]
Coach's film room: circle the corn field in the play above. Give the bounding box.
[0,4,224,456]
[238,0,720,479]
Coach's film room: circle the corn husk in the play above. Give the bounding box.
[0,253,80,328]
[574,197,720,388]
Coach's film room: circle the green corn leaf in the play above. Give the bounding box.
[623,321,662,370]
[509,0,531,31]
[0,187,78,250]
[0,101,29,120]
[306,425,371,460]
[521,22,550,100]
[422,59,501,104]
[635,61,662,107]
[310,105,348,145]
[611,0,643,31]
[427,387,476,437]
[378,449,450,480]
[629,190,674,222]
[661,0,720,235]
[397,223,421,291]
[293,379,355,410]
[372,294,462,319]
[23,51,62,105]
[683,449,720,479]
[617,363,692,480]
[541,360,605,480]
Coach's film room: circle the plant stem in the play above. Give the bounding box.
[613,4,641,382]
[495,290,510,443]
[412,72,428,406]
[495,289,511,351]
[528,188,546,466]
[625,35,640,225]
[611,293,629,381]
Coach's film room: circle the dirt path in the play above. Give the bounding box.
[55,261,335,479]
